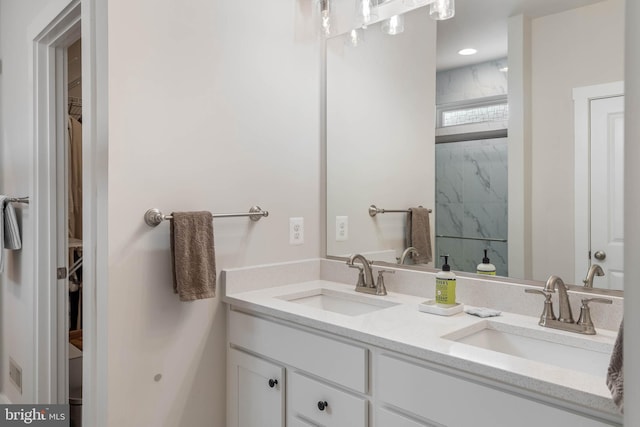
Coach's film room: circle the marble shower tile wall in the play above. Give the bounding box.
[436,58,508,105]
[436,138,508,275]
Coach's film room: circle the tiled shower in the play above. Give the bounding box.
[435,138,508,275]
[434,58,509,276]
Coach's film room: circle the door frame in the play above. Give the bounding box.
[573,81,624,285]
[31,0,107,424]
[31,0,81,404]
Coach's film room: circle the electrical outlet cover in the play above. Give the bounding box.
[336,216,348,241]
[289,217,304,245]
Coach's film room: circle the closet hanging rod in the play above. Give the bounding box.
[368,204,431,217]
[5,196,29,205]
[144,206,269,227]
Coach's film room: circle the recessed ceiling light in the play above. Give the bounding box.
[458,48,477,56]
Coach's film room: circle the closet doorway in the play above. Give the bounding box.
[66,37,84,427]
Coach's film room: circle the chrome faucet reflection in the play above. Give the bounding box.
[525,275,612,335]
[397,247,419,264]
[582,264,605,288]
[346,254,388,296]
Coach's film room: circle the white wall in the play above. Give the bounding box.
[106,0,320,425]
[530,0,624,283]
[326,8,436,263]
[624,1,640,423]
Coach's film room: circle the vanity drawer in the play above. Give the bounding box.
[376,407,433,427]
[289,371,367,427]
[228,309,367,392]
[288,417,317,427]
[377,353,614,427]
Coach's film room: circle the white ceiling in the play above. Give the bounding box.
[436,0,606,71]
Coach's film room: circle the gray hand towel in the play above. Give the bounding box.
[170,211,216,301]
[406,207,432,264]
[0,196,22,273]
[607,320,624,413]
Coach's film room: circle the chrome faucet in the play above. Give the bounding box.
[543,276,574,323]
[525,275,612,335]
[346,254,387,295]
[582,264,604,288]
[397,247,419,264]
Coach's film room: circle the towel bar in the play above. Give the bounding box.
[144,206,269,227]
[368,204,431,217]
[5,196,29,205]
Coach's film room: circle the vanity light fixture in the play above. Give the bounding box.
[346,28,366,47]
[499,66,509,73]
[355,0,378,28]
[458,48,477,56]
[382,15,405,35]
[318,0,332,37]
[429,0,455,20]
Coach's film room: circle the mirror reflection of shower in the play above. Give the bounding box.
[434,58,508,276]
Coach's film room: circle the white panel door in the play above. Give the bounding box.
[590,96,624,290]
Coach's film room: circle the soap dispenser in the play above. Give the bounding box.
[435,255,456,306]
[476,249,496,276]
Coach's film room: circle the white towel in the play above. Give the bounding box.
[0,196,22,273]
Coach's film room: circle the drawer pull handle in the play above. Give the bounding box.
[317,401,329,411]
[268,379,278,388]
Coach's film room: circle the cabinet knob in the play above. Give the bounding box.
[317,401,328,411]
[268,379,278,388]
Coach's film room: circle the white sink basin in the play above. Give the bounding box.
[442,320,613,377]
[277,288,399,316]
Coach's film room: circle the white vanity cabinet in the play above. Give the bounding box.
[227,309,369,427]
[376,353,618,427]
[227,307,620,427]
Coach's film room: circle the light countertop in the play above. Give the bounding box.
[224,277,621,421]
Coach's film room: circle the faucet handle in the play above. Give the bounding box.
[525,288,556,324]
[374,269,393,296]
[582,297,613,305]
[577,297,612,334]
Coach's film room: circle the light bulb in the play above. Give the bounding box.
[346,28,365,47]
[429,0,455,20]
[382,15,404,35]
[355,0,378,28]
[319,0,332,37]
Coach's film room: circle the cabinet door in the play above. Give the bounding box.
[228,348,285,427]
[289,371,367,427]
